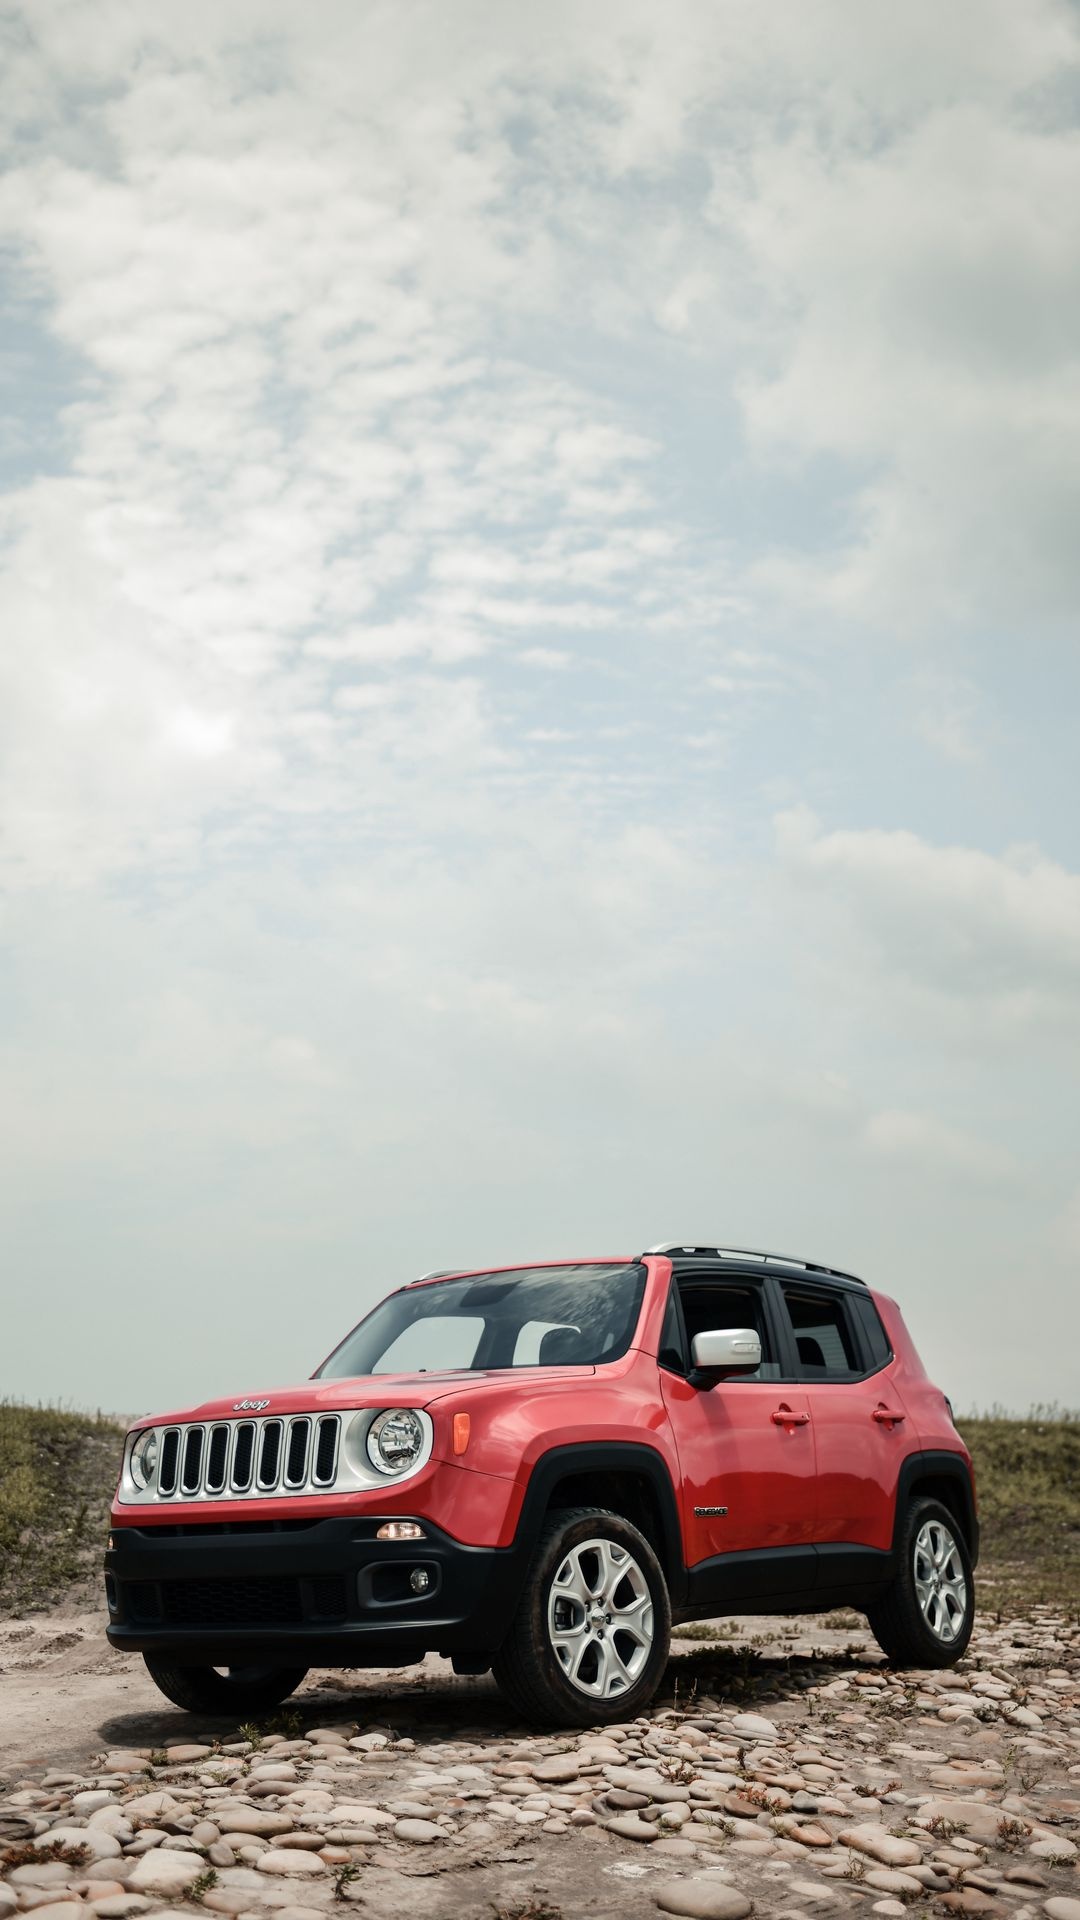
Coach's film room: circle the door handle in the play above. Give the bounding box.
[771,1408,810,1427]
[872,1407,906,1425]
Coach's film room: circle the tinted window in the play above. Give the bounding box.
[675,1280,779,1381]
[781,1285,860,1379]
[852,1293,892,1371]
[317,1264,647,1378]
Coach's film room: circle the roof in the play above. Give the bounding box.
[642,1243,866,1286]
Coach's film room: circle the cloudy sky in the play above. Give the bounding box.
[2,0,1078,1418]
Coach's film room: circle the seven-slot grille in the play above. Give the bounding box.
[151,1415,340,1500]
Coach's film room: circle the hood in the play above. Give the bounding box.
[131,1365,597,1429]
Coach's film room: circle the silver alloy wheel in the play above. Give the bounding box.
[913,1517,968,1642]
[546,1535,654,1697]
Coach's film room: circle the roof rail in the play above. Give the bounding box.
[641,1243,865,1286]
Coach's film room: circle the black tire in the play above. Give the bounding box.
[867,1497,975,1667]
[142,1656,308,1717]
[491,1506,671,1726]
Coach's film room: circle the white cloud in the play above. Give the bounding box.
[775,807,1080,1032]
[733,100,1080,630]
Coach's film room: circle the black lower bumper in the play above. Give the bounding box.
[105,1515,521,1666]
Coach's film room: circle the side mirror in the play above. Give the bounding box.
[689,1327,762,1376]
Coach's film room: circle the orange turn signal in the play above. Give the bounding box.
[452,1412,471,1456]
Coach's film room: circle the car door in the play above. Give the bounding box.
[659,1272,818,1597]
[772,1279,909,1565]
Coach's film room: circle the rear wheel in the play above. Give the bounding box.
[867,1497,974,1667]
[142,1656,308,1716]
[492,1506,671,1726]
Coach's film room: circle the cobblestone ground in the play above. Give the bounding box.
[1,1610,1077,1920]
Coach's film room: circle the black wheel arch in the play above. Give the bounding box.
[511,1442,687,1607]
[895,1449,979,1566]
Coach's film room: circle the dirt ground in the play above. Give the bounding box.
[0,1609,861,1775]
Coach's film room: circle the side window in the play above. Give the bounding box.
[781,1286,860,1380]
[675,1281,779,1381]
[852,1294,892,1371]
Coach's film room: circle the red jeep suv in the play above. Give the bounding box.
[106,1246,978,1726]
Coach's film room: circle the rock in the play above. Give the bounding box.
[87,1900,151,1917]
[655,1879,753,1919]
[863,1869,926,1895]
[43,1825,122,1860]
[605,1815,660,1842]
[1044,1904,1080,1920]
[16,1906,84,1920]
[164,1746,212,1763]
[939,1894,1003,1916]
[778,1821,834,1848]
[211,1809,294,1837]
[394,1819,444,1844]
[731,1715,779,1741]
[88,1810,133,1841]
[208,1842,236,1868]
[533,1757,580,1784]
[324,1805,395,1828]
[1030,1839,1077,1862]
[839,1826,923,1868]
[123,1792,183,1820]
[256,1852,329,1877]
[126,1848,206,1894]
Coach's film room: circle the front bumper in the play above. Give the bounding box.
[104,1515,521,1665]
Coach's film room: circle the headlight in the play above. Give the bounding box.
[366,1409,425,1476]
[130,1428,159,1489]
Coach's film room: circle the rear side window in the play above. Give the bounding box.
[780,1285,860,1379]
[852,1294,893,1371]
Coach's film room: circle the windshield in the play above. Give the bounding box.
[316,1263,647,1379]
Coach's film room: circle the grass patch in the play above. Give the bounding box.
[0,1401,124,1615]
[957,1408,1080,1612]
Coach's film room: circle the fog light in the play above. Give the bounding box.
[376,1521,426,1541]
[409,1568,431,1594]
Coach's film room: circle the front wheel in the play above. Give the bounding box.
[142,1655,308,1717]
[492,1506,671,1726]
[867,1497,974,1667]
